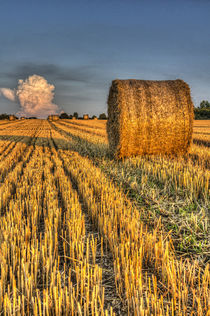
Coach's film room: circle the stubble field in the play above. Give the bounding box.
[0,119,209,315]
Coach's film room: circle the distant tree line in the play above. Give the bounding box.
[0,112,108,120]
[0,114,9,120]
[0,114,19,120]
[59,112,107,120]
[194,100,210,119]
[0,114,37,120]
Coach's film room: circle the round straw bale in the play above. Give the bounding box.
[83,114,89,120]
[107,79,194,158]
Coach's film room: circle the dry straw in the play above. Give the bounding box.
[107,79,194,158]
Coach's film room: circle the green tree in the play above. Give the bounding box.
[99,113,107,119]
[59,112,69,119]
[0,113,9,120]
[200,100,210,109]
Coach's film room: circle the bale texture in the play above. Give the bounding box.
[107,79,194,158]
[83,114,89,120]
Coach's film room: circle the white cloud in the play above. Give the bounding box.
[0,88,15,101]
[0,75,60,118]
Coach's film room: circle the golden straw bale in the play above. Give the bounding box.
[52,115,59,121]
[83,114,89,120]
[107,79,194,158]
[9,115,16,121]
[48,115,59,121]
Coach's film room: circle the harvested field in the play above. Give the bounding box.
[0,119,209,315]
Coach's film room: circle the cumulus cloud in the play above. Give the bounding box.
[0,75,60,118]
[0,88,16,101]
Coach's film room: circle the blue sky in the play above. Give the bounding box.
[0,0,210,117]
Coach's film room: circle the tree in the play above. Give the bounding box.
[59,112,69,119]
[200,100,210,109]
[0,113,9,120]
[194,100,210,119]
[99,113,107,119]
[73,112,78,119]
[91,115,97,119]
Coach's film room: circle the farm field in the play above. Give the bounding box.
[0,119,209,315]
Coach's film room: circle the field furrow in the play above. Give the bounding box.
[48,127,124,314]
[0,123,44,216]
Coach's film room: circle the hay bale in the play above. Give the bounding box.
[107,79,194,158]
[9,115,16,121]
[48,115,59,121]
[83,114,89,120]
[52,115,59,121]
